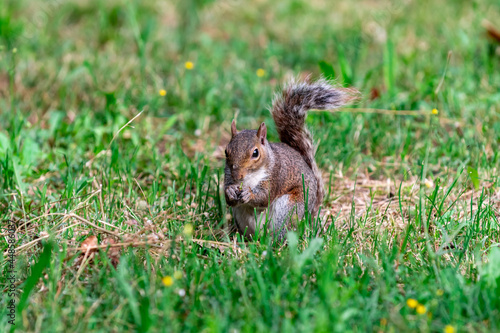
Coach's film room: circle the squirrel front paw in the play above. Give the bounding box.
[225,185,241,203]
[240,188,253,204]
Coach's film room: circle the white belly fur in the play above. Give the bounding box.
[233,205,267,237]
[242,168,268,189]
[233,169,269,237]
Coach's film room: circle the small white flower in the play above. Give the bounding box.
[178,289,186,297]
[262,251,267,257]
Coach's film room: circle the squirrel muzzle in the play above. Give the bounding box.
[231,168,246,181]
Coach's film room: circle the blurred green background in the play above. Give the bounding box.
[1,0,499,178]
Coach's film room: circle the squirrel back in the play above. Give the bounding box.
[271,78,358,213]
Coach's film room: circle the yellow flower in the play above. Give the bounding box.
[256,68,266,77]
[436,289,444,296]
[380,318,387,326]
[173,270,183,280]
[183,223,193,237]
[406,298,418,308]
[416,304,427,314]
[185,61,194,70]
[159,89,167,96]
[432,108,439,115]
[162,276,174,287]
[444,325,456,333]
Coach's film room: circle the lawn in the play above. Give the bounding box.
[1,0,500,332]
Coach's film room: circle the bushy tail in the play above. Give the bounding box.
[271,78,358,210]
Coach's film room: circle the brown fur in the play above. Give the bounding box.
[271,77,359,216]
[224,78,359,240]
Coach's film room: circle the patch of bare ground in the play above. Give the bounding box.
[322,171,500,234]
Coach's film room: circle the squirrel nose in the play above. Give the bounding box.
[232,170,245,181]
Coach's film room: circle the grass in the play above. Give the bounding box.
[1,0,500,331]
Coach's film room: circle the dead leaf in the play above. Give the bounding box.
[73,235,98,276]
[483,19,500,43]
[102,238,120,268]
[370,87,381,100]
[80,235,98,254]
[55,278,64,298]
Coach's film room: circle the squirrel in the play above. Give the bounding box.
[224,78,358,241]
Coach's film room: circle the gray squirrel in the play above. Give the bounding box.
[224,78,358,240]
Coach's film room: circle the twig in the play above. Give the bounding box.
[109,109,144,146]
[69,214,120,236]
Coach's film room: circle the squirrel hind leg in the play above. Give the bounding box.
[268,194,305,242]
[233,206,266,240]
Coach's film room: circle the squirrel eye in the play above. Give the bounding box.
[225,149,228,157]
[252,149,259,158]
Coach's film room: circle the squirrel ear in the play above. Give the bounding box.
[256,122,267,145]
[231,120,238,137]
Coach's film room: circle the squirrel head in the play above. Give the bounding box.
[225,120,269,181]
